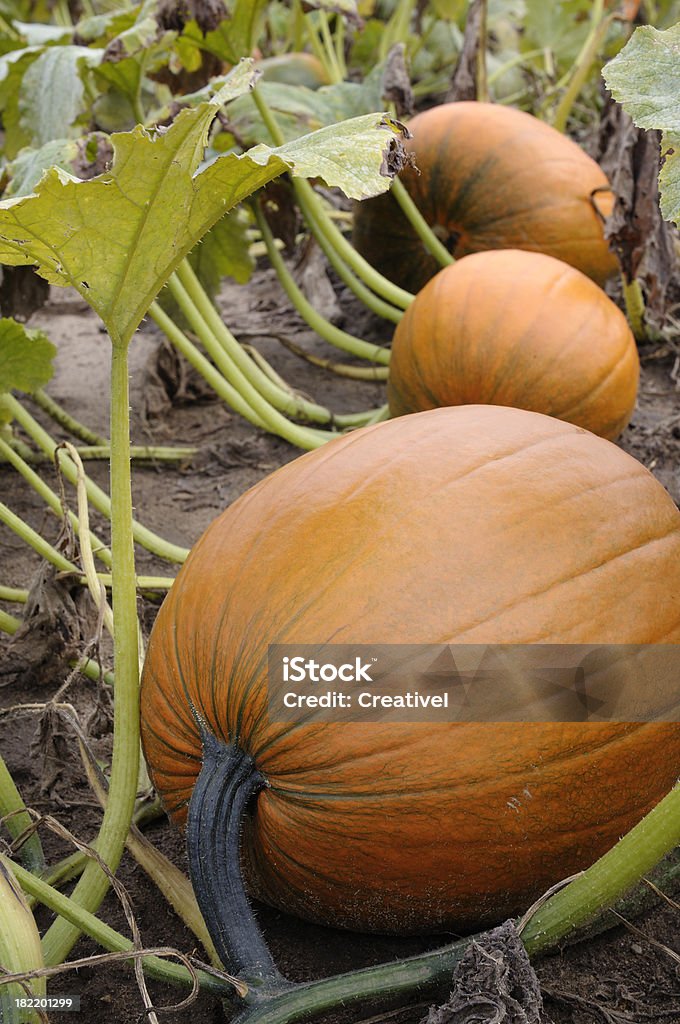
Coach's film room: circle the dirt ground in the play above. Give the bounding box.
[1,263,680,1024]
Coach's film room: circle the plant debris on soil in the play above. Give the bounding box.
[1,263,679,1024]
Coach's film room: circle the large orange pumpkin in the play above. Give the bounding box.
[388,250,639,440]
[353,102,618,293]
[141,406,680,936]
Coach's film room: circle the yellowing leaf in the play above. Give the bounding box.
[0,65,404,345]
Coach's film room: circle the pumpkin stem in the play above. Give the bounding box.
[187,731,289,993]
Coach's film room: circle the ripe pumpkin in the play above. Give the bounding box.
[353,101,618,293]
[388,250,639,440]
[140,405,680,935]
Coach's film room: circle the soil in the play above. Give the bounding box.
[1,264,679,1024]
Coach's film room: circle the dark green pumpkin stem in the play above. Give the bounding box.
[187,732,289,994]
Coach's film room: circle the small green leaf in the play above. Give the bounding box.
[0,65,404,345]
[604,23,680,224]
[0,317,55,394]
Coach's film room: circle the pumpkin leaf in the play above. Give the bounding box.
[72,9,139,47]
[184,0,269,64]
[226,72,385,145]
[0,47,44,157]
[18,46,103,148]
[0,317,55,394]
[522,0,593,63]
[0,64,404,345]
[12,21,71,46]
[604,22,680,224]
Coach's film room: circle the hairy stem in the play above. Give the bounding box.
[41,341,140,965]
[521,780,680,954]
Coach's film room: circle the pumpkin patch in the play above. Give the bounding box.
[388,250,639,439]
[353,101,618,293]
[140,405,680,935]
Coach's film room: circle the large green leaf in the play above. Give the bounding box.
[0,317,55,394]
[604,22,680,224]
[0,65,404,345]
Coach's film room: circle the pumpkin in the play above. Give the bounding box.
[353,101,618,293]
[140,405,680,936]
[387,250,639,440]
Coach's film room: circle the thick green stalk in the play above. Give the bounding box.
[294,178,413,310]
[41,341,141,965]
[390,178,455,270]
[251,87,414,311]
[148,302,269,430]
[9,860,234,997]
[0,436,113,569]
[0,501,77,574]
[0,607,20,633]
[4,395,189,564]
[171,263,353,424]
[160,278,332,450]
[0,585,27,603]
[253,206,391,366]
[31,389,107,446]
[521,780,680,954]
[0,756,45,874]
[280,191,403,324]
[3,443,198,463]
[233,941,469,1024]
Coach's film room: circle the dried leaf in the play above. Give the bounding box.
[421,921,543,1024]
[446,0,484,102]
[381,43,414,119]
[598,93,678,325]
